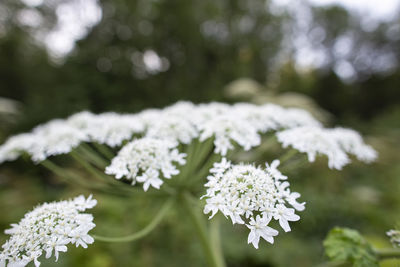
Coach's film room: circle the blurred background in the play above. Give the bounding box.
[0,0,400,266]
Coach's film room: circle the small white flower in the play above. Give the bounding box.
[0,195,96,267]
[265,160,287,180]
[247,216,279,249]
[273,204,300,232]
[105,137,186,191]
[203,159,303,248]
[45,236,68,261]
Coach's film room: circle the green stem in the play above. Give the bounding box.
[70,151,142,195]
[280,155,308,173]
[210,216,226,267]
[193,138,214,170]
[181,192,226,267]
[279,149,298,165]
[40,160,130,197]
[41,160,98,188]
[189,152,221,186]
[375,248,400,260]
[70,151,109,182]
[93,198,174,242]
[93,143,115,160]
[78,143,109,168]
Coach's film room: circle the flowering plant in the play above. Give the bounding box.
[0,101,378,266]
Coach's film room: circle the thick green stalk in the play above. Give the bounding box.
[189,152,221,186]
[93,198,174,242]
[181,192,226,267]
[209,216,226,267]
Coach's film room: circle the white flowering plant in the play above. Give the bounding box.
[0,101,380,266]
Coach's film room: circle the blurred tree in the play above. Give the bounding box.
[0,0,399,129]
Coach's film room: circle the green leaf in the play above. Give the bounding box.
[323,227,379,267]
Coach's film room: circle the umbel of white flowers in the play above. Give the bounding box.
[105,137,187,191]
[203,159,304,248]
[0,195,96,267]
[0,101,377,249]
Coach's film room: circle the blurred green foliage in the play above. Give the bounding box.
[0,0,400,266]
[324,227,378,267]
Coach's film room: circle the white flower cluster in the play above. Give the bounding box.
[68,111,144,147]
[387,229,400,247]
[0,101,325,163]
[0,120,87,163]
[0,101,376,175]
[0,195,97,267]
[276,126,377,170]
[202,159,305,248]
[105,138,186,191]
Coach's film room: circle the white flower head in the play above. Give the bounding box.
[0,119,88,163]
[199,114,261,156]
[276,126,377,169]
[105,137,186,191]
[203,159,304,248]
[145,115,199,144]
[232,103,279,133]
[0,195,97,267]
[331,127,378,163]
[68,112,144,147]
[278,107,322,129]
[0,133,37,164]
[276,126,350,170]
[29,120,89,162]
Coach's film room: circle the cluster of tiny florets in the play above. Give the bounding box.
[105,138,186,191]
[202,159,304,248]
[276,126,377,170]
[0,195,96,267]
[68,111,144,147]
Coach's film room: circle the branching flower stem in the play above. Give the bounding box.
[40,160,132,197]
[279,149,298,165]
[93,198,174,243]
[78,143,109,168]
[210,215,225,267]
[93,142,115,160]
[70,150,137,193]
[181,191,226,267]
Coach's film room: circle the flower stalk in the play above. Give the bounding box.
[93,198,174,243]
[181,192,226,267]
